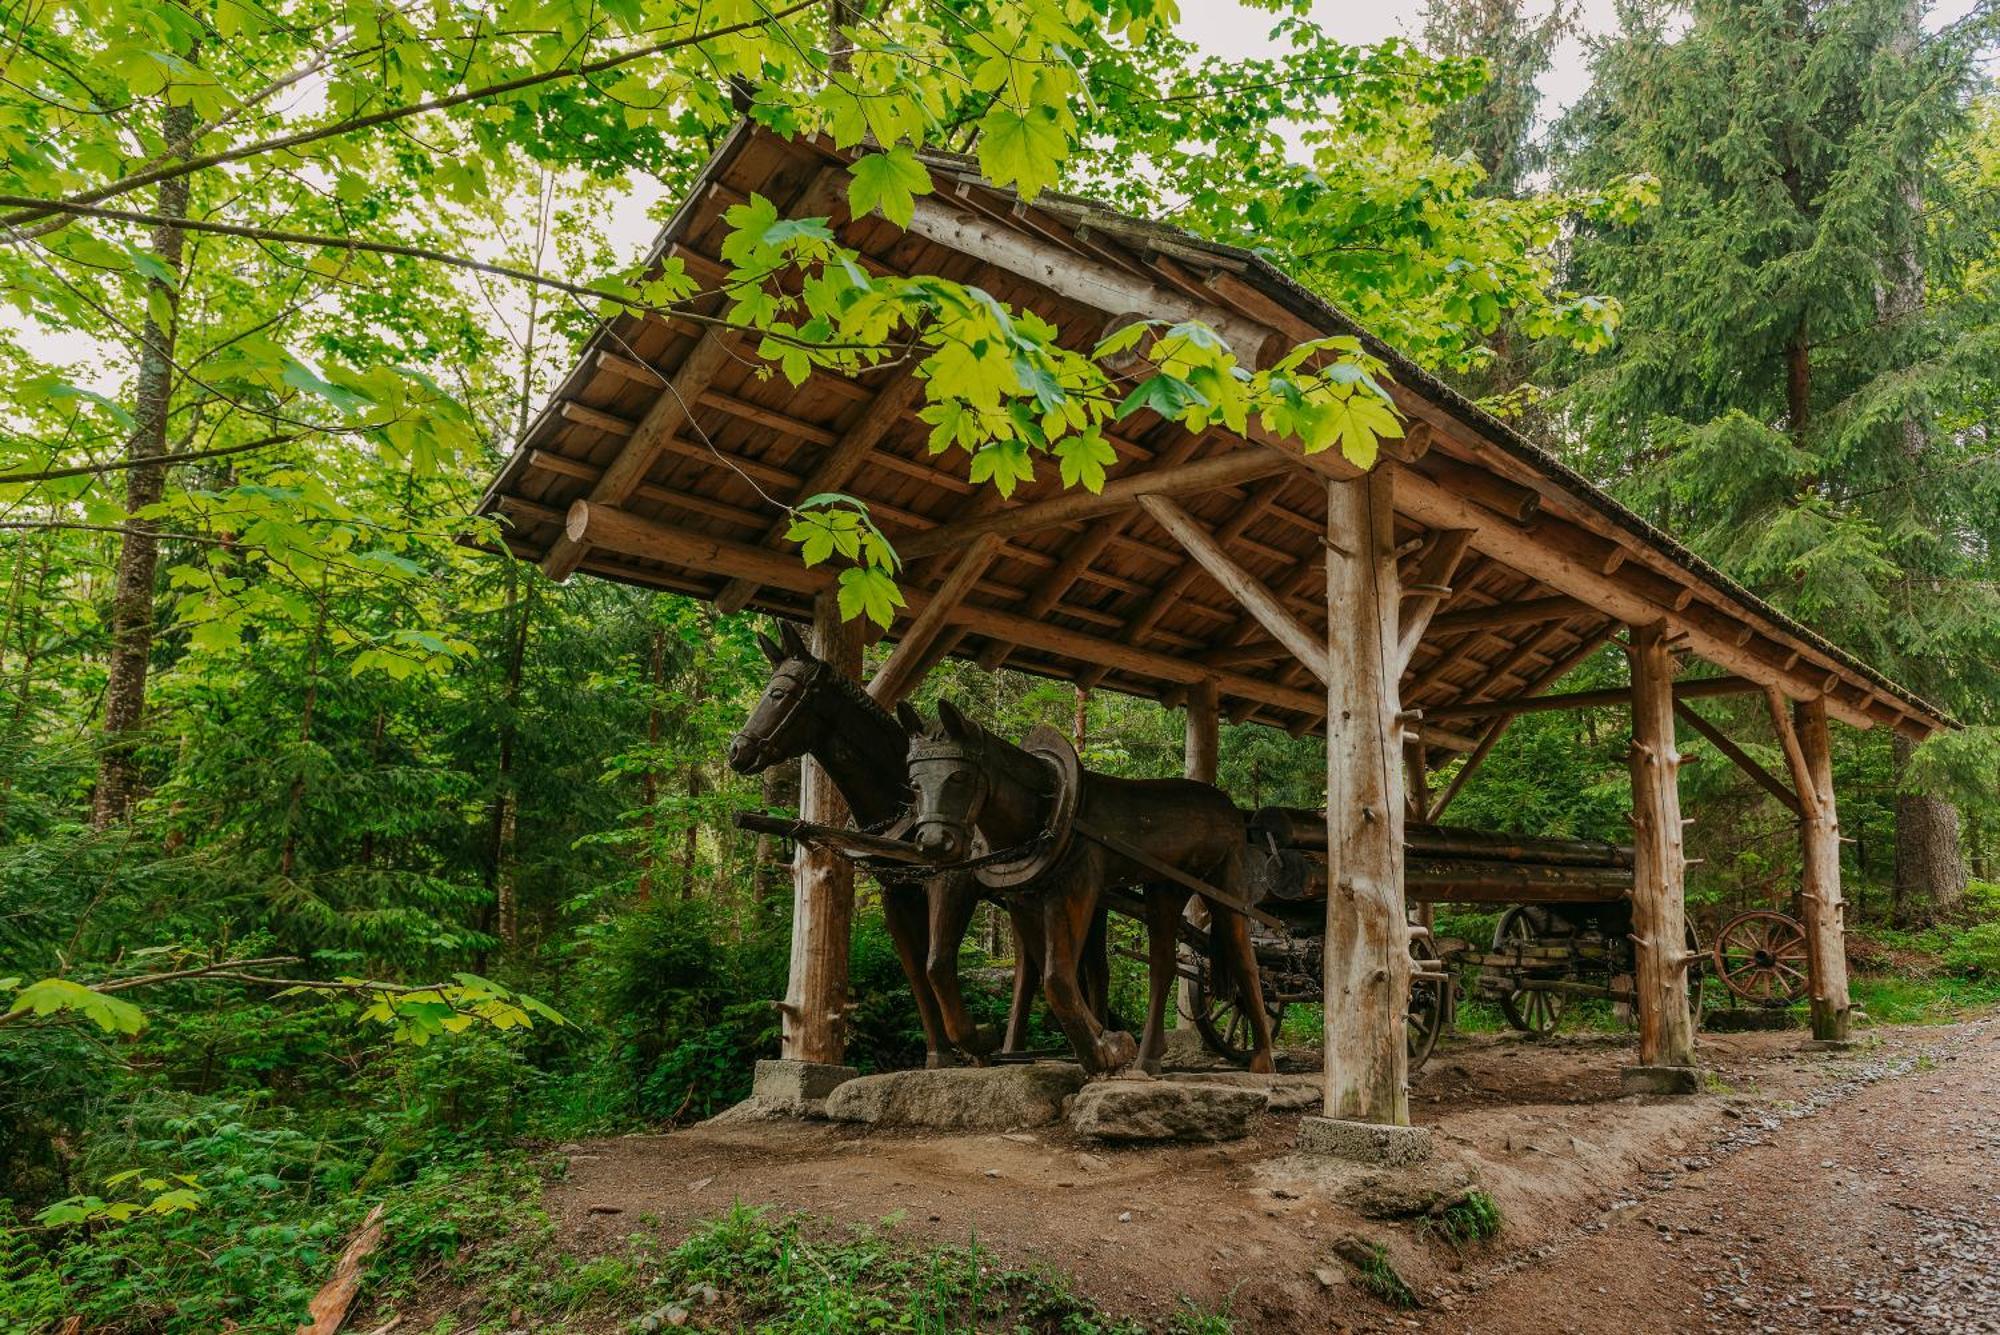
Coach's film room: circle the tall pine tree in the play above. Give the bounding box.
[1553,0,2000,922]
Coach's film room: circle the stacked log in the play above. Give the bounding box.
[1244,808,1633,907]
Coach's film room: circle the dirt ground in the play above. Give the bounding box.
[541,1017,1998,1333]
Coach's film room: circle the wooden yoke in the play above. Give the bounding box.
[1321,466,1412,1125]
[782,590,864,1063]
[1626,621,1698,1073]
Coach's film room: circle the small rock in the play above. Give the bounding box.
[1070,1079,1265,1142]
[587,1204,624,1215]
[1314,1266,1342,1289]
[1118,1211,1133,1223]
[665,1304,690,1327]
[688,1176,713,1192]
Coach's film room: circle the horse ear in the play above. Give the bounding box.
[778,621,810,659]
[937,698,974,740]
[755,632,785,665]
[895,701,928,736]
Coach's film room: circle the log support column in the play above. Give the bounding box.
[1795,697,1854,1044]
[763,590,863,1100]
[1177,677,1219,1031]
[1301,467,1432,1165]
[1622,621,1700,1095]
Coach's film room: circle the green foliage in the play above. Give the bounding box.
[1422,1190,1503,1249]
[1350,1243,1417,1309]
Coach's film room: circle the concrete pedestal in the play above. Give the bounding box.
[1297,1116,1434,1167]
[752,1058,857,1116]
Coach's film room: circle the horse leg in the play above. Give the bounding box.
[1138,888,1191,1075]
[1082,907,1111,1025]
[926,875,999,1061]
[1212,848,1277,1073]
[1002,906,1040,1052]
[883,883,953,1068]
[1041,870,1137,1075]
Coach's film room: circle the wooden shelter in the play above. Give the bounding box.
[477,124,1951,1128]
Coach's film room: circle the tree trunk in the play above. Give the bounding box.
[1892,731,1966,926]
[93,99,195,828]
[753,757,799,908]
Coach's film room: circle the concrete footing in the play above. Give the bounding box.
[751,1058,857,1116]
[1620,1064,1701,1096]
[1296,1116,1434,1167]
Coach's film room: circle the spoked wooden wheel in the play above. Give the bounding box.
[1407,936,1446,1071]
[1494,906,1566,1036]
[1711,910,1809,1006]
[1190,960,1286,1067]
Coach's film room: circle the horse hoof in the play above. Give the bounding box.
[926,1051,957,1070]
[1248,1052,1276,1075]
[1097,1031,1140,1072]
[965,1023,1002,1057]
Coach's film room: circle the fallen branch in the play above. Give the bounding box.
[298,1203,385,1335]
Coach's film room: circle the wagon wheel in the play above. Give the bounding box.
[1710,910,1809,1006]
[1190,959,1286,1068]
[1407,936,1446,1071]
[1683,918,1707,1029]
[1493,906,1566,1036]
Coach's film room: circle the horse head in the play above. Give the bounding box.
[727,621,825,775]
[898,698,988,862]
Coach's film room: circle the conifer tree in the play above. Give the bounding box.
[1552,0,2000,922]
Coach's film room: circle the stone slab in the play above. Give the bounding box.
[1804,1036,1865,1052]
[751,1059,858,1116]
[823,1062,1086,1131]
[1070,1078,1266,1142]
[1170,1071,1323,1112]
[1620,1064,1702,1096]
[1297,1116,1435,1166]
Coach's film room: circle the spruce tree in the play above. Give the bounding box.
[1552,0,2000,922]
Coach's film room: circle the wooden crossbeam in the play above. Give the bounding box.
[1763,687,1825,823]
[1425,594,1590,636]
[1424,673,1757,722]
[1395,528,1474,672]
[715,369,926,615]
[541,331,734,580]
[1138,495,1330,683]
[867,533,1003,704]
[1673,700,1802,817]
[895,449,1293,561]
[565,501,1340,717]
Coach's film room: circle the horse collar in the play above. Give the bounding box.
[974,724,1082,891]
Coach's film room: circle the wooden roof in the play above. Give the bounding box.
[477,124,1950,746]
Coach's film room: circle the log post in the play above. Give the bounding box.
[781,590,863,1064]
[1304,465,1430,1163]
[1795,697,1854,1043]
[1178,677,1219,1030]
[1623,621,1699,1092]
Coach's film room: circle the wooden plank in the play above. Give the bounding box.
[1138,494,1330,683]
[782,589,862,1063]
[1425,594,1590,636]
[541,330,733,580]
[1763,686,1825,823]
[1627,620,1698,1072]
[715,369,927,614]
[867,532,1003,703]
[896,449,1294,561]
[1794,696,1853,1042]
[1395,528,1474,671]
[1673,700,1802,817]
[1320,466,1411,1126]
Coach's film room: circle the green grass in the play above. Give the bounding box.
[1848,973,2000,1025]
[1350,1244,1416,1309]
[1420,1191,1502,1250]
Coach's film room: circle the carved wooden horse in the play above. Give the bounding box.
[900,699,1276,1076]
[727,623,1104,1066]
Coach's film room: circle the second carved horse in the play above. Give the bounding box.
[900,699,1276,1075]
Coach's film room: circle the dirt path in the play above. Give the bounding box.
[1423,1019,2000,1334]
[522,1019,1998,1334]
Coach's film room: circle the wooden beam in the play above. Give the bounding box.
[1395,529,1473,672]
[1794,697,1853,1042]
[1320,466,1411,1126]
[1178,677,1219,1031]
[540,330,732,581]
[565,501,1336,718]
[716,369,927,615]
[896,449,1294,561]
[1424,674,1759,722]
[1139,494,1330,683]
[1425,594,1590,636]
[1627,621,1698,1074]
[1763,687,1825,824]
[1427,626,1617,821]
[866,532,1003,704]
[783,589,861,1064]
[1673,701,1802,817]
[903,198,1281,367]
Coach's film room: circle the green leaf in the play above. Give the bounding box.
[836,565,906,629]
[847,147,933,228]
[976,105,1068,199]
[6,978,146,1034]
[1054,428,1117,493]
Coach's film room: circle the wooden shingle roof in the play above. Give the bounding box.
[477,124,1950,746]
